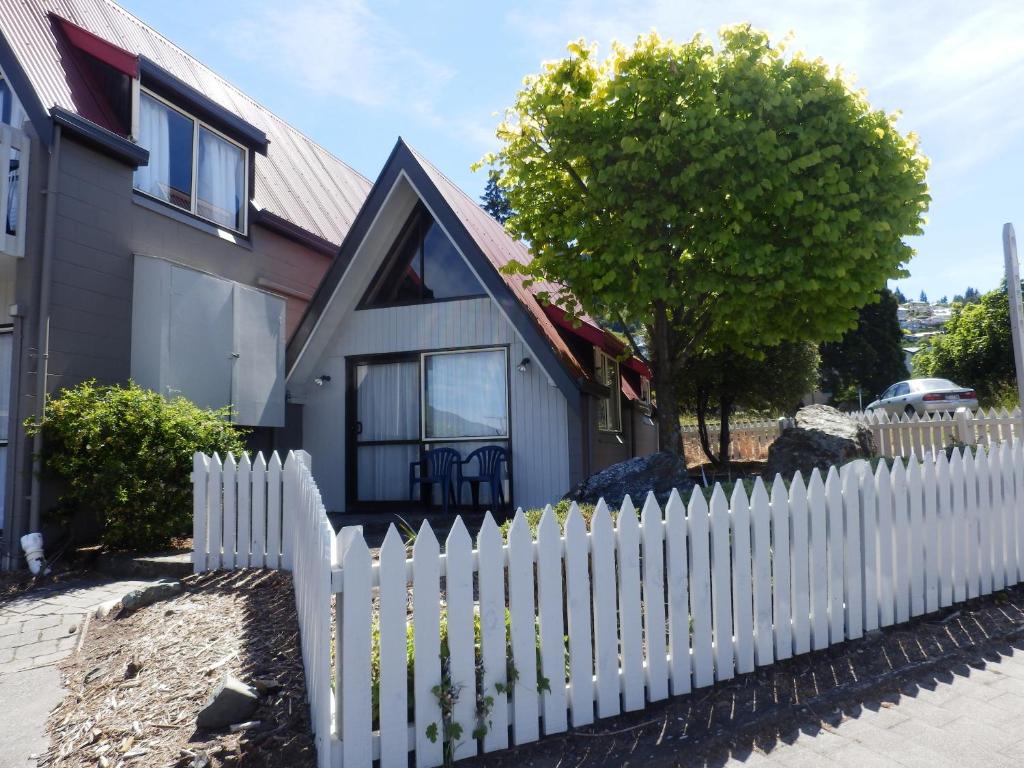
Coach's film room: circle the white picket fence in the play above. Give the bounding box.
[193,441,1024,768]
[681,417,790,462]
[855,407,1024,459]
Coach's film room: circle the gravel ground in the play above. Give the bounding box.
[43,570,315,768]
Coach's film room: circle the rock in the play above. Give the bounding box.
[563,451,695,508]
[196,674,259,730]
[115,580,182,617]
[251,677,282,695]
[766,405,876,479]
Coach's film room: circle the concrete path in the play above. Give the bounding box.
[0,578,155,768]
[725,646,1024,768]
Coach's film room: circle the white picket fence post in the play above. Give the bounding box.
[191,435,1024,768]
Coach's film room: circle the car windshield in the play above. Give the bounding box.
[910,379,958,391]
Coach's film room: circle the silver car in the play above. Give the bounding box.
[866,378,979,418]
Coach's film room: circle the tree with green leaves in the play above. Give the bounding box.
[482,27,930,454]
[894,287,908,303]
[820,289,908,404]
[480,170,513,224]
[678,342,820,465]
[913,284,1015,404]
[919,290,928,303]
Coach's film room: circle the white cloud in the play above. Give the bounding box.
[231,0,454,114]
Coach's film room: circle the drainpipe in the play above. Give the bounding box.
[27,123,60,535]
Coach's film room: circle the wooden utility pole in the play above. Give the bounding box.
[1003,223,1024,410]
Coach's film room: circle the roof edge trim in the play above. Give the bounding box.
[254,208,337,256]
[51,107,148,167]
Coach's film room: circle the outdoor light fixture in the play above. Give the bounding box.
[314,374,332,386]
[517,357,530,372]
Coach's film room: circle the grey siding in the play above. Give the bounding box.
[301,297,571,512]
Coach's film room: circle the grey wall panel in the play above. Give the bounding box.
[232,284,285,427]
[300,297,571,512]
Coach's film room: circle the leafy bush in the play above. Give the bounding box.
[27,380,247,550]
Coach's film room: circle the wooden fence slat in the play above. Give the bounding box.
[266,452,283,569]
[1014,441,1024,586]
[564,504,595,726]
[236,453,252,568]
[250,453,267,569]
[860,463,879,632]
[789,473,811,655]
[591,500,621,717]
[616,497,645,711]
[413,522,443,768]
[842,467,863,640]
[892,459,911,622]
[377,527,409,768]
[445,518,477,759]
[664,490,691,694]
[998,442,1015,588]
[192,453,209,573]
[730,484,755,674]
[536,507,568,734]
[477,513,509,752]
[935,451,953,608]
[222,453,237,569]
[949,449,967,603]
[768,476,792,659]
[807,470,829,650]
[710,485,735,680]
[507,510,540,745]
[976,447,994,596]
[922,454,939,613]
[964,449,980,599]
[750,479,774,666]
[989,446,1006,593]
[875,461,895,627]
[640,493,669,702]
[206,454,223,570]
[825,467,845,644]
[688,490,715,688]
[339,534,373,768]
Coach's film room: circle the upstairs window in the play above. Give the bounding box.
[595,349,622,432]
[133,90,247,233]
[360,204,484,308]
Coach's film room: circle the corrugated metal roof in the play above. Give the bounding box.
[0,0,371,246]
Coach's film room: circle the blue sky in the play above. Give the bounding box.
[121,0,1024,302]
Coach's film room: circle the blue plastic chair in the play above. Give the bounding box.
[409,447,461,515]
[459,446,509,510]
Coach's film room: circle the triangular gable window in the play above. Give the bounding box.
[359,203,485,308]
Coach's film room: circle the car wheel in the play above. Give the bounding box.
[904,405,916,418]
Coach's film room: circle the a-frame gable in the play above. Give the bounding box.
[286,139,582,414]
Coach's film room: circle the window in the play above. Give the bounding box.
[133,90,247,233]
[422,348,508,440]
[640,376,651,404]
[361,204,484,308]
[595,349,622,432]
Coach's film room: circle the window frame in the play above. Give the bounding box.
[133,88,249,235]
[595,348,622,433]
[420,346,510,442]
[640,376,651,405]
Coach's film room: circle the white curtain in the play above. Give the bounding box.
[0,331,11,528]
[133,94,171,201]
[6,148,17,235]
[355,361,419,501]
[198,128,243,230]
[424,350,508,439]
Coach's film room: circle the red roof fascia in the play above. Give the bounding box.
[51,14,139,78]
[543,304,652,378]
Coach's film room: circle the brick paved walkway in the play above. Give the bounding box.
[724,647,1024,768]
[0,578,156,768]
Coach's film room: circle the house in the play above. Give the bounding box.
[0,0,371,568]
[287,140,657,512]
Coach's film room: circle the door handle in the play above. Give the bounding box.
[355,421,363,435]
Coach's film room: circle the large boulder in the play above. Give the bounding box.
[766,405,875,479]
[564,451,695,508]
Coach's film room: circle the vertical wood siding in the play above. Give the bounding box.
[301,297,571,511]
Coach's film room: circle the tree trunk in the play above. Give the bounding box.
[651,301,685,458]
[695,390,721,466]
[718,395,733,469]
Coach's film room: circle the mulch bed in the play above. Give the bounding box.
[463,586,1024,767]
[44,570,315,768]
[0,565,94,602]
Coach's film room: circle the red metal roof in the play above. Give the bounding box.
[0,0,371,246]
[404,143,650,383]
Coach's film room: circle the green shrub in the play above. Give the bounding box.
[27,380,247,550]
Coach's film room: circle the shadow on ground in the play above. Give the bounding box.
[464,586,1024,767]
